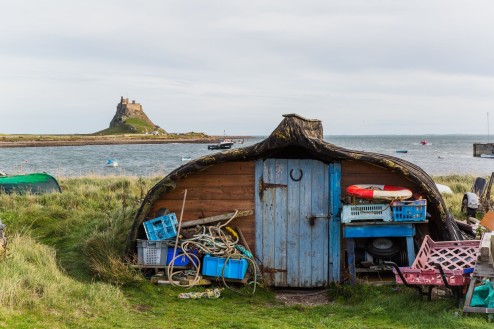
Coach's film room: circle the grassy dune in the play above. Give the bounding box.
[0,175,491,328]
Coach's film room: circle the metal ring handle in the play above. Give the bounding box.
[290,169,303,181]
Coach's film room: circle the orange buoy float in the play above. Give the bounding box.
[346,184,412,200]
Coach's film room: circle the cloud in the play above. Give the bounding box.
[1,0,494,134]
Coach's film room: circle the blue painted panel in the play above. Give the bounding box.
[286,159,300,286]
[329,162,341,283]
[273,159,288,285]
[256,159,330,287]
[343,224,415,238]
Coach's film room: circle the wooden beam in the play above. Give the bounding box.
[181,210,253,228]
[479,232,493,263]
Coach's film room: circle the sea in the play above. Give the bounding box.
[1,135,494,178]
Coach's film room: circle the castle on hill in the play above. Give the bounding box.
[107,96,165,134]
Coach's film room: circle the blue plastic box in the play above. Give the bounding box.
[166,247,198,267]
[391,199,427,222]
[201,255,248,280]
[143,213,178,240]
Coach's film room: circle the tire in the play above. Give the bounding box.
[365,238,401,258]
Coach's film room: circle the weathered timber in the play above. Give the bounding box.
[181,210,253,228]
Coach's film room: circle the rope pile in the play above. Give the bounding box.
[165,210,260,294]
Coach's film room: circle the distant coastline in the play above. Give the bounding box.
[0,134,250,148]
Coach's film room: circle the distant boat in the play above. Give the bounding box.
[396,150,408,154]
[181,156,192,162]
[420,139,432,145]
[480,154,494,158]
[0,173,61,194]
[208,139,234,150]
[106,159,118,167]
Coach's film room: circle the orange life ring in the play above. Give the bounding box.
[346,184,412,200]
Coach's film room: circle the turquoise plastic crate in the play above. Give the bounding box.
[143,213,178,240]
[201,255,248,280]
[392,199,427,222]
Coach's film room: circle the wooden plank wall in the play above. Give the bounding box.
[150,161,256,249]
[341,160,422,196]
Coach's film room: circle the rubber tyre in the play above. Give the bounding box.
[365,238,401,258]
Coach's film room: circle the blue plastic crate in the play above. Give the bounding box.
[143,213,178,240]
[201,255,248,280]
[166,247,199,267]
[392,199,427,222]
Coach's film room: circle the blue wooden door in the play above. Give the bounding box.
[255,159,331,287]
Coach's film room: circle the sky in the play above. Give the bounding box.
[2,1,494,136]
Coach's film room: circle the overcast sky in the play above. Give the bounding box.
[2,1,494,136]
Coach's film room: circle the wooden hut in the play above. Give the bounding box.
[127,114,461,287]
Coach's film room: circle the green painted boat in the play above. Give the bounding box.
[0,173,61,194]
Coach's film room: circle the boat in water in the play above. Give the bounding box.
[396,150,408,154]
[420,139,432,145]
[181,156,192,161]
[207,139,234,150]
[480,154,494,158]
[106,159,118,167]
[0,173,61,194]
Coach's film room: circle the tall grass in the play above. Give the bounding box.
[0,175,492,328]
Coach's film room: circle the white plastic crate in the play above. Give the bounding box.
[341,204,392,223]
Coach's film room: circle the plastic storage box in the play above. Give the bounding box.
[166,247,198,267]
[341,204,392,223]
[143,213,178,240]
[136,239,169,265]
[201,255,248,280]
[392,199,427,222]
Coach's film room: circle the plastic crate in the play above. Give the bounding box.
[136,239,168,265]
[143,213,178,240]
[341,204,392,223]
[392,235,480,286]
[166,247,198,267]
[201,255,248,280]
[391,199,427,222]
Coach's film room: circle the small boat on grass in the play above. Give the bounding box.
[106,159,118,167]
[0,173,61,194]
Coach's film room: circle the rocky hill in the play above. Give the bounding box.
[96,97,166,135]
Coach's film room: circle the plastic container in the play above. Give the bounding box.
[136,239,168,265]
[392,235,480,286]
[201,255,248,280]
[341,204,392,223]
[391,199,427,222]
[166,247,198,267]
[143,213,178,240]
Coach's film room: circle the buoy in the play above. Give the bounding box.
[346,184,413,200]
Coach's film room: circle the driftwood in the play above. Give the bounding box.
[479,232,494,263]
[181,210,253,228]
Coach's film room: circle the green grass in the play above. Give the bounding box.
[0,175,492,328]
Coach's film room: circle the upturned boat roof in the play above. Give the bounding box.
[127,114,461,250]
